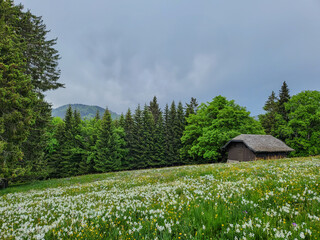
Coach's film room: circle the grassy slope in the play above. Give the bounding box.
[1,157,320,239]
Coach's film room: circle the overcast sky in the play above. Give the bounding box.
[17,0,320,116]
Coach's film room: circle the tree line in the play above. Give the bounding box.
[45,82,320,180]
[45,97,197,178]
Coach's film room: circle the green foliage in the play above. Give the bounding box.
[278,81,290,121]
[284,91,320,156]
[131,105,145,169]
[0,10,38,181]
[0,0,63,185]
[94,109,124,172]
[123,109,134,169]
[259,91,280,136]
[259,82,291,141]
[181,96,264,163]
[149,96,161,124]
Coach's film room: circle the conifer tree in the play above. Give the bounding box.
[176,102,185,164]
[131,105,144,169]
[46,117,65,178]
[185,97,198,119]
[259,91,279,135]
[152,112,165,167]
[95,110,100,120]
[147,97,166,167]
[149,96,161,124]
[140,105,155,168]
[119,114,125,128]
[278,81,290,121]
[94,109,121,172]
[1,1,63,183]
[85,117,101,174]
[167,101,180,165]
[59,106,75,177]
[21,99,51,181]
[0,15,38,182]
[69,109,84,176]
[123,109,134,169]
[163,104,171,166]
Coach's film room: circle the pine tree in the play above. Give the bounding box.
[123,109,134,170]
[185,97,198,119]
[94,109,121,172]
[13,5,63,91]
[148,96,166,167]
[85,117,101,174]
[152,112,165,167]
[163,104,170,166]
[166,101,180,165]
[149,96,161,124]
[140,105,155,168]
[0,14,38,182]
[176,102,185,164]
[278,81,290,121]
[21,99,51,181]
[46,117,65,178]
[259,91,279,135]
[118,114,125,128]
[95,110,100,120]
[59,105,75,177]
[131,105,144,169]
[69,109,84,176]
[1,1,63,183]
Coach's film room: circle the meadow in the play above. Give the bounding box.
[0,157,319,240]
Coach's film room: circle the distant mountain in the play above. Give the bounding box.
[52,104,120,120]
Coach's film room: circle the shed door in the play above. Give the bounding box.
[236,146,244,161]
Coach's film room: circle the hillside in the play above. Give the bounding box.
[52,104,120,120]
[0,157,319,239]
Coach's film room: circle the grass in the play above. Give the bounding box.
[0,156,320,239]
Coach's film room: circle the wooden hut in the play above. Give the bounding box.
[223,134,294,162]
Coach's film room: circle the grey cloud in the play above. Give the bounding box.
[20,0,320,115]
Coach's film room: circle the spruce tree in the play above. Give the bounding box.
[149,96,161,124]
[94,109,121,172]
[1,1,63,183]
[86,117,101,174]
[95,110,101,120]
[163,104,170,166]
[131,105,144,169]
[59,105,75,177]
[278,81,290,121]
[123,109,134,170]
[118,114,125,128]
[0,15,38,182]
[259,91,279,135]
[153,112,165,167]
[141,105,156,168]
[46,117,65,178]
[176,102,185,164]
[21,99,51,181]
[167,101,179,165]
[185,97,198,119]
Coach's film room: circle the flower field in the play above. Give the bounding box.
[0,157,320,240]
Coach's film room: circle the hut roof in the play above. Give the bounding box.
[223,134,294,153]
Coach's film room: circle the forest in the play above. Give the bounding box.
[1,0,320,185]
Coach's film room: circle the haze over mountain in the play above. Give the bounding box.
[52,104,120,120]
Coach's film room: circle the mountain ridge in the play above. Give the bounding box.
[52,104,120,120]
